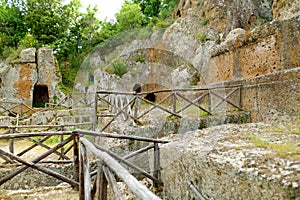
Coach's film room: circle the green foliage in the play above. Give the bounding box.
[191,72,201,85]
[116,2,146,31]
[0,0,27,48]
[201,18,209,26]
[199,0,205,6]
[6,47,23,63]
[153,18,174,28]
[195,33,208,43]
[106,59,128,77]
[133,0,161,20]
[19,33,39,48]
[33,102,46,108]
[248,135,300,160]
[0,0,180,91]
[135,54,145,62]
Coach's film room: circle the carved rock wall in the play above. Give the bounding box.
[0,48,62,109]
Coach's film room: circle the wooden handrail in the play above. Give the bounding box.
[75,129,169,144]
[80,137,162,200]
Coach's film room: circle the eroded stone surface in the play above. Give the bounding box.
[160,122,300,199]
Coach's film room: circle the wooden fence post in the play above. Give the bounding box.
[73,134,80,185]
[173,92,177,113]
[60,125,65,158]
[134,96,138,119]
[80,142,91,200]
[208,91,211,113]
[20,103,23,119]
[9,128,15,154]
[96,162,107,200]
[153,142,161,190]
[93,93,98,131]
[238,86,241,109]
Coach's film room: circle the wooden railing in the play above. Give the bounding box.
[94,85,243,131]
[46,92,95,109]
[0,128,168,199]
[0,101,36,119]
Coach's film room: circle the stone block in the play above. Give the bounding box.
[20,48,36,63]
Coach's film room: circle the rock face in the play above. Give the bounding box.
[160,123,300,199]
[0,48,62,109]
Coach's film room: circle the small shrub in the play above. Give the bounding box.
[106,59,128,77]
[134,54,145,63]
[195,33,208,43]
[19,33,39,48]
[201,18,209,26]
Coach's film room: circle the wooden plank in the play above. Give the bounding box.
[123,145,154,160]
[153,143,161,189]
[73,135,80,184]
[92,142,162,185]
[0,135,74,186]
[6,123,93,129]
[93,93,98,131]
[76,130,169,144]
[0,131,73,139]
[103,166,124,200]
[0,153,14,164]
[173,92,177,113]
[96,85,243,96]
[80,143,91,200]
[80,138,161,200]
[0,148,79,188]
[97,163,107,200]
[9,128,14,154]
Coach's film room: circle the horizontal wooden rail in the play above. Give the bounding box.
[0,122,93,129]
[76,129,169,144]
[0,131,73,139]
[96,85,243,95]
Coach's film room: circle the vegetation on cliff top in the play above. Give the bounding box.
[0,0,179,92]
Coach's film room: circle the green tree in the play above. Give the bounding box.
[133,0,161,19]
[24,0,69,47]
[0,0,27,48]
[115,2,145,31]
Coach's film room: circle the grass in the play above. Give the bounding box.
[264,120,300,135]
[195,33,208,43]
[248,135,300,160]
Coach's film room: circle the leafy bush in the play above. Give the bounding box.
[106,59,128,77]
[19,33,39,48]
